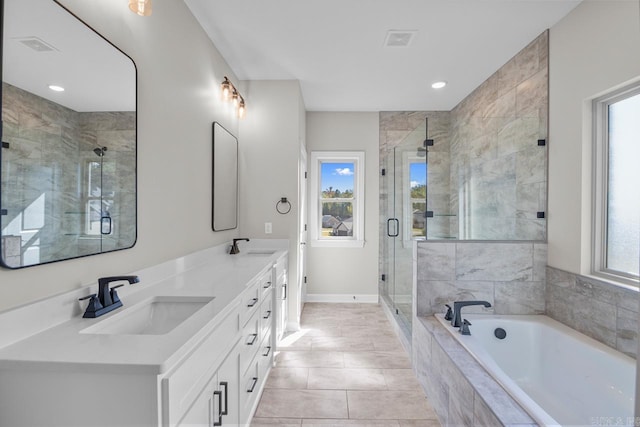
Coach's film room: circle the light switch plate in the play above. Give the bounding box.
[265,222,272,234]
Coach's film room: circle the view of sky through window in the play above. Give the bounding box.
[321,162,354,195]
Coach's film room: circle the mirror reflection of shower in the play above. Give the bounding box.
[93,146,107,157]
[87,146,113,241]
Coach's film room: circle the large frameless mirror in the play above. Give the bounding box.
[212,122,238,231]
[0,0,137,268]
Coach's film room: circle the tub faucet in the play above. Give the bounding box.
[230,238,250,254]
[451,300,491,328]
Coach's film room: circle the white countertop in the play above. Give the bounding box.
[0,240,287,375]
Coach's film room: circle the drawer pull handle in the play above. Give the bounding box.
[263,310,271,319]
[247,377,258,393]
[247,298,258,307]
[247,333,258,345]
[264,281,271,289]
[213,390,223,426]
[220,381,229,416]
[263,346,271,357]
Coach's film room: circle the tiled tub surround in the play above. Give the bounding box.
[546,266,639,358]
[1,82,135,265]
[416,241,547,317]
[413,316,536,426]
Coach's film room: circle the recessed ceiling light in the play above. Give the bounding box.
[431,81,447,89]
[48,85,65,92]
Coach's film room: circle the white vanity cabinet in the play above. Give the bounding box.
[238,267,275,425]
[178,341,240,427]
[0,243,287,427]
[274,254,288,343]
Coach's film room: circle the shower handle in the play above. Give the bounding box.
[387,218,399,237]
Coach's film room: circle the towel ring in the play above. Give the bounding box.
[276,197,291,215]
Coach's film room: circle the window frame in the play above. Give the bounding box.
[309,151,365,248]
[402,152,427,242]
[592,83,640,285]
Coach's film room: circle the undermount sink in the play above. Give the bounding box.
[245,249,277,256]
[80,296,214,335]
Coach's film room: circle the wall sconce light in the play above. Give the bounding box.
[221,76,246,119]
[129,0,152,16]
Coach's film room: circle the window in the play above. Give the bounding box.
[84,160,113,236]
[593,85,640,283]
[403,155,427,240]
[309,151,364,247]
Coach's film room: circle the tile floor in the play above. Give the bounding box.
[251,303,441,426]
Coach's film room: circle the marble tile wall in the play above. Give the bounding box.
[546,266,639,358]
[450,31,548,240]
[416,241,547,317]
[1,82,135,264]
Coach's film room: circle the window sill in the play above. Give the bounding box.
[310,240,365,248]
[588,271,639,292]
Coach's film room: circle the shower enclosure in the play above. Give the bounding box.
[381,117,449,333]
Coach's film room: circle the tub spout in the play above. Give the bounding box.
[452,300,491,328]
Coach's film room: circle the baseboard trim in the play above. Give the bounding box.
[305,294,379,303]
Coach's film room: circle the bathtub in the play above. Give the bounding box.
[435,314,636,426]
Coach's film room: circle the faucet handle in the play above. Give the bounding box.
[79,294,103,317]
[110,284,125,305]
[460,319,472,336]
[444,304,453,321]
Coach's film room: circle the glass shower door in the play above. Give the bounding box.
[383,120,427,332]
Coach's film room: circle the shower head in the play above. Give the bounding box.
[93,147,107,156]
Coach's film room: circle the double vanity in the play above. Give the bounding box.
[0,239,289,427]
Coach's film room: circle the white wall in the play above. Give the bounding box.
[305,112,380,300]
[239,80,305,328]
[548,0,640,274]
[0,0,241,311]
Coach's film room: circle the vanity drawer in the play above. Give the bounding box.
[258,330,273,376]
[240,280,260,327]
[239,359,259,424]
[239,312,261,376]
[259,269,273,300]
[162,303,240,427]
[260,291,273,339]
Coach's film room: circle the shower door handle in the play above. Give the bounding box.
[387,218,399,237]
[100,216,112,235]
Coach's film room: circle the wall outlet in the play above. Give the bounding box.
[265,222,272,234]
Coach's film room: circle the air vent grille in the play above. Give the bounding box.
[384,30,417,48]
[16,37,57,52]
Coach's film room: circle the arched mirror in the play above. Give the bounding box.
[0,0,137,268]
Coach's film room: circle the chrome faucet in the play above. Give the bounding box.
[451,300,491,328]
[230,238,250,255]
[79,276,140,318]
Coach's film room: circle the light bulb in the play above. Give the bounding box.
[431,81,447,89]
[129,0,152,16]
[238,100,246,119]
[221,79,231,101]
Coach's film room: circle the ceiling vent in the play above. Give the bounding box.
[384,30,417,48]
[15,36,58,52]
